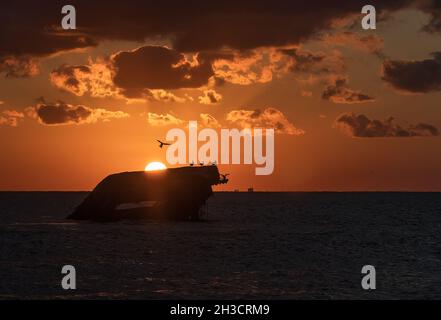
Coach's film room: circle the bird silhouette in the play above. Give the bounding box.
[157,140,171,148]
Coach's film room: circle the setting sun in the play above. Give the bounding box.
[145,162,167,172]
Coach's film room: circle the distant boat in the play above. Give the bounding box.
[248,187,254,192]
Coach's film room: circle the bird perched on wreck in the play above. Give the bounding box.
[220,174,230,184]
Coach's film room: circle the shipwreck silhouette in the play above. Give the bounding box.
[67,165,226,222]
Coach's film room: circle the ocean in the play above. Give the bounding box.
[1,192,441,299]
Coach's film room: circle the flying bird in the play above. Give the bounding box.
[157,140,171,148]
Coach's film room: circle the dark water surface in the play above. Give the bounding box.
[1,192,441,299]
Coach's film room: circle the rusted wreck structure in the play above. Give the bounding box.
[67,166,226,222]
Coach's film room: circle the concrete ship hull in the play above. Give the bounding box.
[67,166,222,222]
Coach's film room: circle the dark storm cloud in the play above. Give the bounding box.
[0,1,414,63]
[112,46,214,94]
[335,113,439,137]
[322,78,374,104]
[382,52,441,93]
[0,1,96,77]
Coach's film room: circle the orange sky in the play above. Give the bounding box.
[0,3,440,191]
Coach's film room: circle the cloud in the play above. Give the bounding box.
[212,50,275,85]
[0,2,96,58]
[27,100,129,125]
[147,112,185,126]
[198,90,222,104]
[278,48,343,74]
[335,113,439,137]
[322,32,384,56]
[211,47,344,86]
[149,90,186,103]
[0,56,39,77]
[0,2,96,78]
[147,112,221,128]
[277,48,346,89]
[43,49,259,100]
[51,46,345,98]
[199,113,221,128]
[147,108,301,134]
[1,1,434,80]
[382,52,441,93]
[51,57,191,103]
[226,107,305,135]
[50,64,91,96]
[50,60,120,98]
[0,1,415,55]
[0,110,24,127]
[52,46,320,97]
[112,46,215,95]
[322,77,374,104]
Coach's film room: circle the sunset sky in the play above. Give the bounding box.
[1,0,441,191]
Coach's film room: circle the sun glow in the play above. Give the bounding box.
[145,161,167,171]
